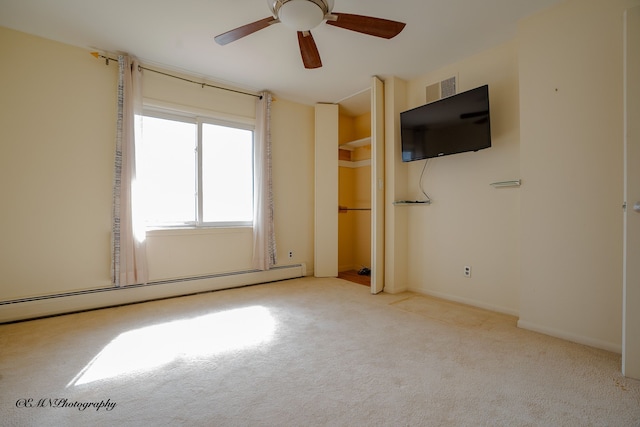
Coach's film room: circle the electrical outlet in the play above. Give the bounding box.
[464,266,471,278]
[288,251,293,259]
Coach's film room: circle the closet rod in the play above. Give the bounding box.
[338,206,371,212]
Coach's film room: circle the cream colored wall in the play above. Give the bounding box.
[0,27,316,302]
[142,68,256,120]
[384,77,409,294]
[0,27,116,300]
[518,0,639,351]
[271,98,316,273]
[403,41,521,315]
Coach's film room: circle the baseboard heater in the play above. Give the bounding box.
[0,264,306,323]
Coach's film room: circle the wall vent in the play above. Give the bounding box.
[425,76,457,103]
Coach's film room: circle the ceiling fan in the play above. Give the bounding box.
[214,0,406,69]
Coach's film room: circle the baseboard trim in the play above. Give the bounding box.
[517,319,621,354]
[412,288,519,317]
[409,288,621,354]
[0,264,305,323]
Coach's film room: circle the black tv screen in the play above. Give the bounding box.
[400,85,491,162]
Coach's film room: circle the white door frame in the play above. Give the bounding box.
[370,77,385,294]
[623,5,640,379]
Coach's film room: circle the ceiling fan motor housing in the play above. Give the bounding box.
[269,0,334,31]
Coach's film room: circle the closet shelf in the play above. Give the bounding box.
[339,137,371,150]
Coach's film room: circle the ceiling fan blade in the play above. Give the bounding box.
[326,13,406,39]
[214,17,278,45]
[297,31,322,69]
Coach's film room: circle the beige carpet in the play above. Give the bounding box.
[1,277,639,426]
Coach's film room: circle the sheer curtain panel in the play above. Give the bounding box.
[252,92,277,270]
[111,55,148,286]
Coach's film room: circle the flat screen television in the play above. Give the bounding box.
[400,85,491,162]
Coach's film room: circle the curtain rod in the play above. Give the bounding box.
[91,52,262,99]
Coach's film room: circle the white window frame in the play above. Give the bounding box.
[142,105,255,229]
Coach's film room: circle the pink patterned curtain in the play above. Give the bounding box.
[252,92,277,270]
[111,55,148,286]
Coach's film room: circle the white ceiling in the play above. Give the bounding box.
[0,0,562,107]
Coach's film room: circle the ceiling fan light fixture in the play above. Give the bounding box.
[218,0,404,69]
[278,0,325,31]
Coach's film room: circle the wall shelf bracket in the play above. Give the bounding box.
[490,179,521,188]
[393,200,431,205]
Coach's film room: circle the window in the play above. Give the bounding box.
[140,111,254,227]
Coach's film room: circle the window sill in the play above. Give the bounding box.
[146,225,252,237]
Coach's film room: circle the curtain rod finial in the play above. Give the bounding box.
[90,51,100,59]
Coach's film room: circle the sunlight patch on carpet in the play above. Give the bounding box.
[67,305,276,386]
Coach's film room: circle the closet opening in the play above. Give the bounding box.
[336,89,372,287]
